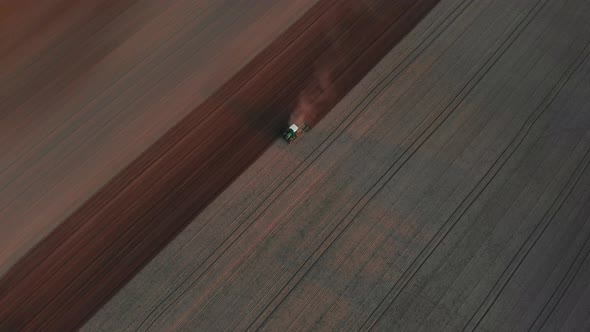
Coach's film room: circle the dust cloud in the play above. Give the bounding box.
[289,65,337,128]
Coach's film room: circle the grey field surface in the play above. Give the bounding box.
[85,0,590,330]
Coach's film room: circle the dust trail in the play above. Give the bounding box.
[289,65,337,128]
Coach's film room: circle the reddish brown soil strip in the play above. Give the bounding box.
[0,0,439,330]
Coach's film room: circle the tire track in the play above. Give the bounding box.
[252,0,536,330]
[291,0,577,326]
[531,201,590,331]
[357,0,570,328]
[139,1,441,330]
[239,0,548,329]
[470,145,590,331]
[459,41,590,332]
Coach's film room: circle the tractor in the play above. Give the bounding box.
[282,123,310,143]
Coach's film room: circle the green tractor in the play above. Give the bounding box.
[282,123,311,144]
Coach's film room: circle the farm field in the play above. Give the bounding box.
[1,0,590,331]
